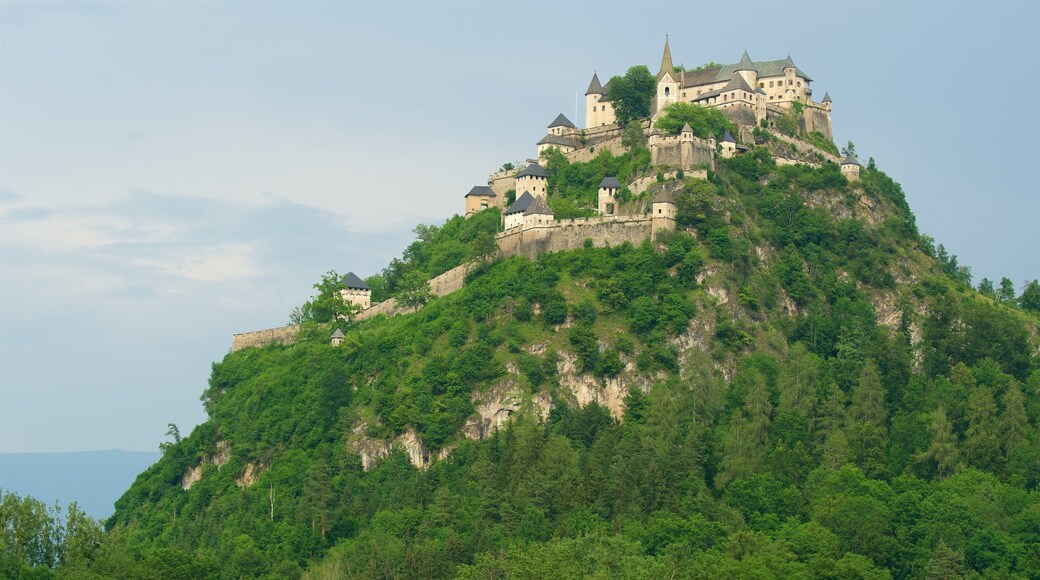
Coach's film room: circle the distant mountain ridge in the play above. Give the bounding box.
[0,450,160,519]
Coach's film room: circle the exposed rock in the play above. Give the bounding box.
[397,428,430,469]
[557,351,627,420]
[348,422,393,472]
[212,439,230,469]
[236,462,261,488]
[464,379,525,441]
[181,463,204,491]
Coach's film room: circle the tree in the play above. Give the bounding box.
[653,102,735,139]
[397,271,432,312]
[1019,279,1040,313]
[847,361,889,477]
[841,141,857,158]
[963,386,1000,472]
[999,380,1027,459]
[976,278,995,298]
[300,270,363,323]
[606,65,656,126]
[621,121,646,151]
[996,277,1016,305]
[919,405,958,478]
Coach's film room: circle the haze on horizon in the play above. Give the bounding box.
[1,1,1037,454]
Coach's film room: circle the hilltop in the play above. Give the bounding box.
[4,42,1040,580]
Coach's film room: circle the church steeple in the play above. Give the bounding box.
[657,36,675,81]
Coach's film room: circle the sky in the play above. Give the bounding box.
[1,1,1037,453]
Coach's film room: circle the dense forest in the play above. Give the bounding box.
[4,134,1039,579]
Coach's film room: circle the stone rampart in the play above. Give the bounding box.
[488,170,516,199]
[771,132,840,164]
[564,136,625,163]
[497,217,654,261]
[629,169,708,195]
[232,325,299,352]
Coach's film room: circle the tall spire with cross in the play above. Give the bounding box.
[657,35,674,81]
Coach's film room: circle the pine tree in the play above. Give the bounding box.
[919,405,959,479]
[963,386,1000,472]
[1000,380,1027,460]
[847,360,889,477]
[816,382,850,468]
[778,343,820,418]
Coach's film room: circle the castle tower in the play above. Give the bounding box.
[522,195,554,230]
[515,162,549,199]
[783,55,798,102]
[755,88,767,123]
[841,153,862,182]
[735,50,758,88]
[648,128,662,165]
[330,328,344,346]
[598,176,621,215]
[651,188,677,240]
[503,191,535,229]
[654,36,678,117]
[548,113,576,136]
[679,122,694,169]
[464,185,497,217]
[720,130,737,158]
[585,73,614,128]
[822,91,832,111]
[340,272,371,310]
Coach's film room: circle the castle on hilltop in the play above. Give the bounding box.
[587,37,833,137]
[233,39,862,352]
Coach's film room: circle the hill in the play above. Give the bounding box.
[5,144,1038,579]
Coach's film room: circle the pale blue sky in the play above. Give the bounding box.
[1,1,1037,452]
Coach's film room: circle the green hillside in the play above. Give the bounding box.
[5,145,1039,579]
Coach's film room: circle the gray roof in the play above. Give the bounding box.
[657,37,674,81]
[755,87,766,94]
[822,91,832,103]
[331,329,345,339]
[722,73,755,94]
[548,113,575,129]
[735,50,755,71]
[841,153,861,166]
[653,189,676,205]
[537,134,579,147]
[599,176,622,189]
[504,191,535,215]
[682,54,812,88]
[516,162,548,178]
[680,122,694,134]
[465,185,495,198]
[342,272,370,290]
[721,130,736,143]
[523,195,554,216]
[585,72,605,95]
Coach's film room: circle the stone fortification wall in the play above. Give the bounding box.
[355,263,473,322]
[564,136,625,163]
[771,132,840,164]
[800,105,833,141]
[497,218,654,261]
[650,135,715,170]
[629,170,708,195]
[488,170,516,199]
[583,124,622,140]
[232,325,299,352]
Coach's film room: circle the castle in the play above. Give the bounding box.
[233,39,861,351]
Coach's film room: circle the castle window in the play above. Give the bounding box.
[759,82,764,88]
[664,87,670,96]
[769,81,774,87]
[797,81,802,87]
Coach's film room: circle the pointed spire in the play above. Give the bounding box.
[721,130,736,143]
[680,122,693,134]
[585,72,604,96]
[657,36,675,81]
[736,49,755,72]
[524,196,554,217]
[822,91,832,103]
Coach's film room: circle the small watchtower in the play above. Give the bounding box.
[841,153,861,182]
[340,272,371,310]
[330,329,345,346]
[598,176,621,216]
[720,130,737,158]
[651,188,677,240]
[464,185,497,217]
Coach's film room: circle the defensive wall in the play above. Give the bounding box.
[231,325,300,352]
[496,216,656,261]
